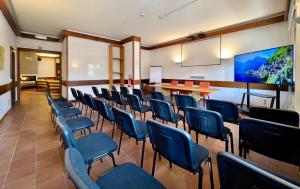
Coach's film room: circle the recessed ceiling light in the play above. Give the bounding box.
[139,13,145,17]
[36,53,60,58]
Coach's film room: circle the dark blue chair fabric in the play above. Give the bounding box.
[174,94,198,112]
[111,90,127,109]
[185,107,234,153]
[52,103,81,117]
[84,93,98,118]
[150,91,174,107]
[127,94,151,121]
[101,88,113,102]
[217,152,300,189]
[92,86,102,99]
[239,118,300,168]
[66,117,94,133]
[65,147,166,189]
[70,88,80,107]
[94,99,116,137]
[149,99,185,129]
[133,88,148,102]
[120,86,129,97]
[77,90,88,111]
[57,116,117,173]
[111,85,117,91]
[249,106,299,127]
[206,99,239,124]
[146,120,214,189]
[113,107,149,167]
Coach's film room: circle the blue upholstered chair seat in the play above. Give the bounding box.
[193,144,210,171]
[66,117,94,131]
[96,163,166,189]
[76,132,118,163]
[140,104,151,113]
[59,108,82,117]
[54,101,73,108]
[172,113,184,123]
[135,120,149,140]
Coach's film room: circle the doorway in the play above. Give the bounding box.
[17,48,62,102]
[10,47,16,106]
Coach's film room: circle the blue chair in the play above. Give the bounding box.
[65,147,166,189]
[249,106,299,127]
[70,88,80,107]
[113,107,149,168]
[217,152,300,189]
[133,88,148,104]
[56,116,117,174]
[146,120,214,189]
[77,90,88,112]
[101,88,114,103]
[185,107,234,153]
[174,94,198,113]
[120,86,129,98]
[150,91,175,110]
[149,99,185,130]
[206,99,239,124]
[92,86,103,99]
[239,118,300,169]
[111,85,118,91]
[84,93,98,118]
[94,99,116,138]
[127,94,151,121]
[111,90,128,109]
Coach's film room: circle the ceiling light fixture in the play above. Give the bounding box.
[36,53,60,58]
[139,13,145,17]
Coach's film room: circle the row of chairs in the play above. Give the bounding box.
[45,88,298,189]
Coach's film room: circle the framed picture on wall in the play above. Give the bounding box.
[0,45,4,70]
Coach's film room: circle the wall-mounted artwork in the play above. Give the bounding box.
[0,45,4,70]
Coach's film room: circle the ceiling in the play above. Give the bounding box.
[9,0,288,46]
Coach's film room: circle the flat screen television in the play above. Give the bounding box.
[234,45,294,85]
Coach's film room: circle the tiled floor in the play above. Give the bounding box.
[0,89,299,189]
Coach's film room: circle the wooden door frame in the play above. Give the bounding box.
[17,48,62,102]
[10,46,16,106]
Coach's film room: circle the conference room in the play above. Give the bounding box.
[0,0,299,189]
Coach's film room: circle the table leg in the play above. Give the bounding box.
[270,97,275,108]
[241,94,245,108]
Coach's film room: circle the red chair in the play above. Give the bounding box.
[171,80,179,98]
[182,81,193,95]
[171,80,178,86]
[199,82,210,106]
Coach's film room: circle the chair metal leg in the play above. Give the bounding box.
[100,117,105,132]
[196,132,199,144]
[89,109,93,119]
[111,122,115,138]
[140,112,142,120]
[239,141,243,157]
[87,164,92,175]
[152,150,157,176]
[225,139,229,152]
[175,122,178,128]
[143,112,146,121]
[169,161,172,168]
[230,132,234,153]
[208,157,215,189]
[96,114,100,130]
[118,131,123,155]
[198,171,203,189]
[141,140,146,168]
[110,153,117,167]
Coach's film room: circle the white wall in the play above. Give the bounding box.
[141,49,150,79]
[0,11,16,119]
[16,36,62,52]
[147,22,293,108]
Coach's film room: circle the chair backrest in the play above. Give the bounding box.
[146,120,198,172]
[65,148,100,189]
[132,89,145,101]
[84,93,97,110]
[249,106,299,127]
[92,86,101,98]
[206,99,239,124]
[217,152,300,189]
[112,107,139,138]
[149,99,173,122]
[239,118,300,166]
[111,90,123,105]
[120,86,129,97]
[199,82,210,88]
[184,81,193,87]
[127,94,142,111]
[101,88,111,100]
[56,116,78,148]
[77,90,86,105]
[171,80,178,86]
[111,85,117,91]
[174,94,197,110]
[70,88,79,100]
[150,91,165,101]
[185,107,226,139]
[94,99,114,121]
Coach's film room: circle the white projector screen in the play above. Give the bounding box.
[181,36,221,67]
[149,66,162,83]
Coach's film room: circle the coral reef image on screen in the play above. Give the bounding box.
[234,45,294,85]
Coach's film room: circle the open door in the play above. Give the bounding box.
[10,47,16,106]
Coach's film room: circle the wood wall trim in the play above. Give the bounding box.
[20,32,60,42]
[0,0,19,35]
[161,79,288,91]
[17,47,61,54]
[120,36,141,44]
[62,80,109,86]
[61,30,121,45]
[0,82,11,96]
[145,13,285,50]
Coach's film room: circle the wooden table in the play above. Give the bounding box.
[148,84,219,97]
